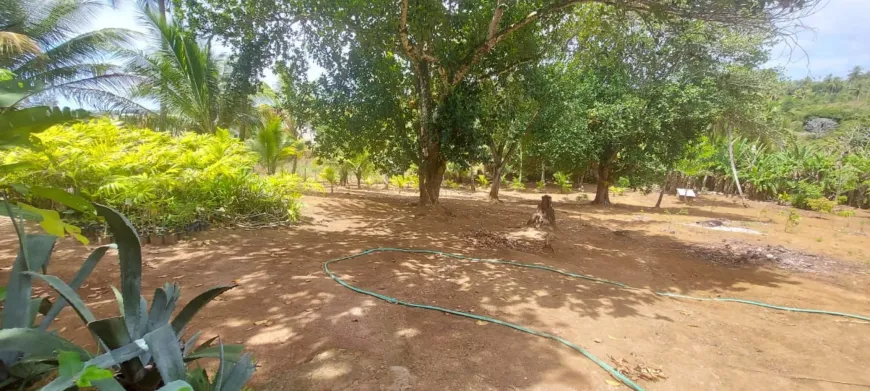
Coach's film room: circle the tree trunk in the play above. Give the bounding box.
[158,0,168,132]
[291,157,298,174]
[540,161,545,182]
[726,126,747,206]
[414,62,447,205]
[591,152,615,205]
[527,195,556,228]
[489,165,503,201]
[655,171,670,208]
[356,173,362,188]
[701,174,708,191]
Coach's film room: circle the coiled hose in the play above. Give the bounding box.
[323,247,870,391]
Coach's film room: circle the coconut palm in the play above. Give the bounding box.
[128,8,221,133]
[247,112,299,174]
[0,0,144,112]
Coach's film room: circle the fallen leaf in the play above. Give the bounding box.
[194,283,203,287]
[173,275,185,280]
[158,275,168,278]
[608,335,620,340]
[475,320,487,326]
[253,320,273,326]
[605,379,621,386]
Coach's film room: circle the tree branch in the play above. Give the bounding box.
[399,0,418,63]
[452,0,589,87]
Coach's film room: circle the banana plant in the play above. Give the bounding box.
[0,204,254,390]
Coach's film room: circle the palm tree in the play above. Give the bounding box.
[0,0,144,112]
[128,9,221,133]
[247,112,298,174]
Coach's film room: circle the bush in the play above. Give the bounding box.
[444,179,460,189]
[803,117,839,134]
[536,180,546,192]
[552,172,571,193]
[791,182,824,210]
[807,197,836,214]
[476,174,490,187]
[509,177,525,190]
[609,186,626,196]
[616,177,630,188]
[389,174,408,191]
[0,119,317,232]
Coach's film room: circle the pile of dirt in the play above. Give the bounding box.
[687,240,867,274]
[462,229,540,253]
[607,354,667,383]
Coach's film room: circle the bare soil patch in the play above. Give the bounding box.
[2,186,869,390]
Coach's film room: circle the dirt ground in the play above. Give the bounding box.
[3,185,870,391]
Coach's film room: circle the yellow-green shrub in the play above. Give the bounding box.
[0,118,319,230]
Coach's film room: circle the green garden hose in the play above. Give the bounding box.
[323,248,870,391]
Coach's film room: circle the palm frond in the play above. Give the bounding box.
[0,31,40,57]
[14,28,139,77]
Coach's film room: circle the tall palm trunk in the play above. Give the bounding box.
[727,125,747,207]
[158,0,168,131]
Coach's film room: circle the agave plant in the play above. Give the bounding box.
[0,201,254,390]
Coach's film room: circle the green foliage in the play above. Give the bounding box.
[785,209,802,233]
[837,210,856,218]
[320,166,338,192]
[0,119,314,232]
[776,192,791,205]
[791,182,824,210]
[509,177,525,191]
[129,9,224,133]
[552,172,571,194]
[389,174,409,192]
[363,175,378,188]
[247,113,300,174]
[609,186,626,196]
[476,174,489,188]
[536,180,546,192]
[806,197,836,214]
[615,177,630,188]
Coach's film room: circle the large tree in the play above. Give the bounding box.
[298,0,816,205]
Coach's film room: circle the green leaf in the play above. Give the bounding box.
[0,328,89,360]
[171,284,236,334]
[157,380,194,391]
[0,79,44,108]
[57,350,84,378]
[91,377,127,391]
[144,324,187,384]
[147,283,181,333]
[0,286,6,301]
[40,245,115,330]
[95,204,143,338]
[219,353,256,391]
[76,365,114,387]
[30,186,96,215]
[1,235,55,333]
[184,344,244,363]
[24,272,96,325]
[19,203,64,237]
[186,368,210,391]
[0,202,44,221]
[88,316,146,382]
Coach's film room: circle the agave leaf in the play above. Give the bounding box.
[0,328,89,360]
[186,368,210,391]
[184,344,244,364]
[23,272,96,325]
[1,234,55,348]
[158,380,195,391]
[42,335,151,391]
[147,283,180,333]
[213,340,225,391]
[40,245,115,330]
[144,324,186,384]
[111,285,124,315]
[95,204,142,339]
[171,284,236,334]
[218,353,255,391]
[182,330,202,355]
[27,297,52,327]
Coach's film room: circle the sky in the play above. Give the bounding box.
[91,0,870,83]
